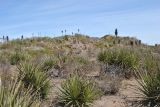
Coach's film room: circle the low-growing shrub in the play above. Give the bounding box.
[0,52,9,64]
[17,62,51,99]
[144,54,159,73]
[98,49,139,70]
[10,52,25,65]
[58,73,100,107]
[42,58,57,71]
[98,49,139,78]
[74,56,89,65]
[0,44,9,49]
[98,74,121,95]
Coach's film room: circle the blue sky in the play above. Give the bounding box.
[0,0,160,44]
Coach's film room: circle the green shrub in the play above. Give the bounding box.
[42,59,57,71]
[144,54,159,73]
[135,71,160,107]
[0,78,40,107]
[17,62,51,99]
[58,74,100,107]
[98,51,109,63]
[10,52,25,65]
[98,49,139,70]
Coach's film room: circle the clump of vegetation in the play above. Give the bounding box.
[98,49,140,78]
[98,76,121,95]
[17,62,51,99]
[98,49,139,70]
[42,58,57,71]
[10,52,26,65]
[0,52,10,64]
[135,70,160,107]
[74,56,89,65]
[144,54,159,73]
[58,73,100,107]
[0,43,11,49]
[0,78,40,107]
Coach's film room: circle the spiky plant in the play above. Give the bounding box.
[135,69,160,107]
[17,62,51,99]
[0,77,40,107]
[58,73,100,107]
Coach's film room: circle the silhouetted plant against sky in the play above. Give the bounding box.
[61,30,63,36]
[115,28,118,37]
[6,36,9,42]
[21,35,23,40]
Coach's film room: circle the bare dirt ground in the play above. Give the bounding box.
[92,79,138,107]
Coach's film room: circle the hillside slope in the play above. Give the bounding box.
[0,34,159,107]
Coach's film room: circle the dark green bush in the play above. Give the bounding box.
[58,73,100,107]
